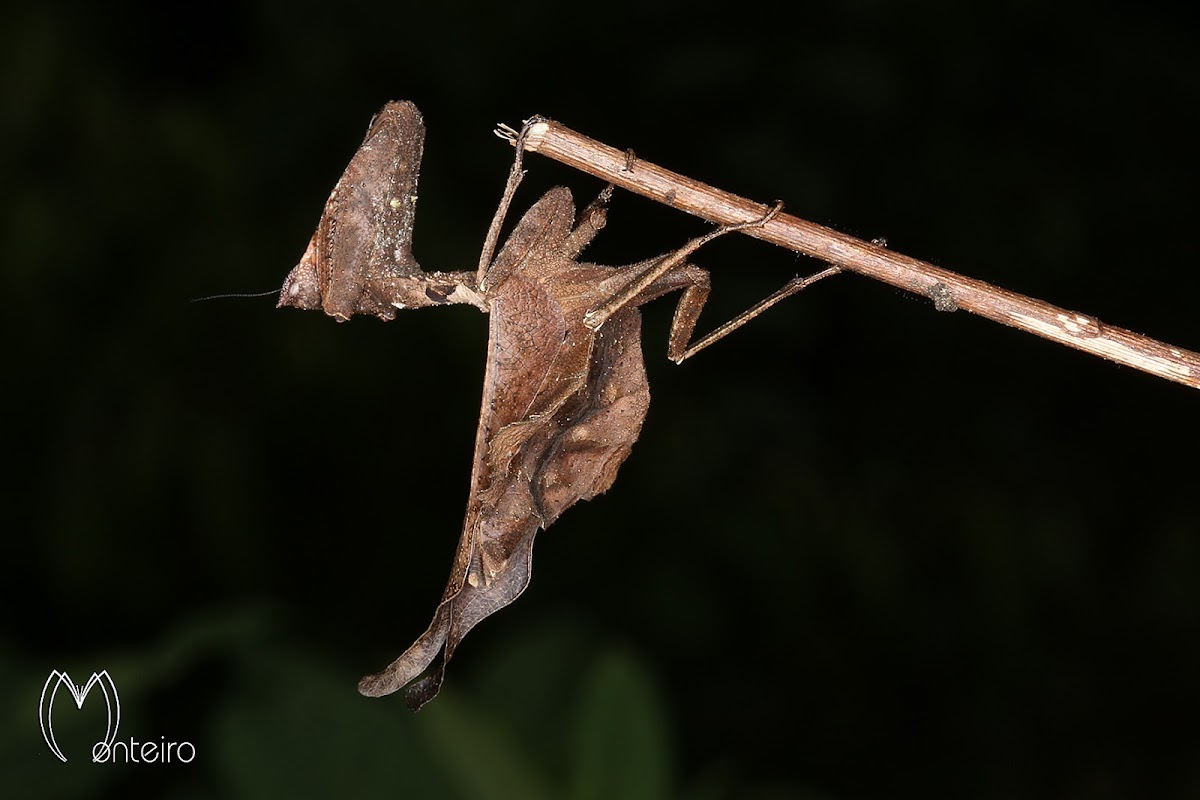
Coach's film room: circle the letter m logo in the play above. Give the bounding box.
[38,670,120,762]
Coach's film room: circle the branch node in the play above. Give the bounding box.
[929,282,959,313]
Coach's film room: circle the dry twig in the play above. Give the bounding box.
[499,117,1200,390]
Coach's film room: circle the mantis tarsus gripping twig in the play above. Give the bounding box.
[484,119,841,363]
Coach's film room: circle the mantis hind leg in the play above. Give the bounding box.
[584,202,841,363]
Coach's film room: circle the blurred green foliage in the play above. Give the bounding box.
[2,608,822,798]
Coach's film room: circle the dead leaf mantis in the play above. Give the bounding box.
[279,101,837,708]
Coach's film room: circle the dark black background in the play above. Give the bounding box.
[4,1,1198,798]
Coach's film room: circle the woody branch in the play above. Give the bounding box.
[499,117,1200,391]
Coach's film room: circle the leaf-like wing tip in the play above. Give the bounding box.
[357,609,452,702]
[403,675,442,711]
[356,671,398,698]
[357,665,444,711]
